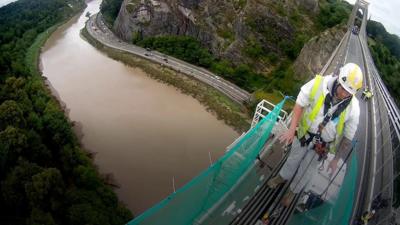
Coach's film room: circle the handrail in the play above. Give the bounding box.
[358,18,398,224]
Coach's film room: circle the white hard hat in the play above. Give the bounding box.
[338,63,363,95]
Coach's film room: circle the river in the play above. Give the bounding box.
[40,0,238,214]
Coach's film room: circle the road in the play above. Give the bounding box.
[85,13,251,104]
[345,32,372,223]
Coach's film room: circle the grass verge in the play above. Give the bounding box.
[26,24,60,76]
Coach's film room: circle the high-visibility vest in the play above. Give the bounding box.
[297,75,348,153]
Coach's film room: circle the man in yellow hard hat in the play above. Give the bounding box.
[267,63,363,206]
[362,86,374,101]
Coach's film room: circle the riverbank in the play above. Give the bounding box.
[30,0,130,211]
[26,12,89,148]
[81,25,251,133]
[0,0,133,223]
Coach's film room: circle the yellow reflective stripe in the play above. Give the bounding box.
[298,117,308,138]
[299,94,325,138]
[297,74,324,138]
[337,108,346,136]
[310,75,323,100]
[308,94,325,122]
[330,107,348,154]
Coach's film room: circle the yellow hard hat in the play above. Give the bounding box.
[338,63,363,95]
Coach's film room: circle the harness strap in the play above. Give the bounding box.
[297,75,351,153]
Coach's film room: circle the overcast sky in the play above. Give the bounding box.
[346,0,400,37]
[0,0,17,7]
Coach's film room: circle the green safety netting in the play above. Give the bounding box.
[127,98,287,225]
[287,150,358,225]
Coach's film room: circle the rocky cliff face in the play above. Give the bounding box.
[293,24,346,80]
[295,0,319,13]
[113,0,320,73]
[113,0,346,85]
[114,0,215,52]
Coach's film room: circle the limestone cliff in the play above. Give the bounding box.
[113,0,320,73]
[293,24,346,80]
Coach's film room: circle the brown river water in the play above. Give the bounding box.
[41,0,238,214]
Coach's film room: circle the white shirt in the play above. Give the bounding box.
[296,75,360,142]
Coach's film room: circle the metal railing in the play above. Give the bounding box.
[358,14,399,224]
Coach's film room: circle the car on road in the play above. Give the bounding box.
[144,53,150,56]
[163,58,168,63]
[146,48,151,51]
[352,26,359,35]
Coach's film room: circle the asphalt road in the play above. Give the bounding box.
[344,32,373,222]
[85,14,251,104]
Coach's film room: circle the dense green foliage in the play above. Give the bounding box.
[100,0,124,26]
[317,0,352,29]
[137,36,214,68]
[367,21,400,104]
[136,35,269,92]
[0,0,79,78]
[244,12,310,61]
[367,20,400,59]
[0,0,132,224]
[265,0,351,96]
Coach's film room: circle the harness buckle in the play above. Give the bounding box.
[313,138,328,161]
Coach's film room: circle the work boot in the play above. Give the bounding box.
[281,190,295,207]
[267,175,285,189]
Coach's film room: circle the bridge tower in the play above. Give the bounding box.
[347,0,369,36]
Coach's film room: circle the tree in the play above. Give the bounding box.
[42,101,76,147]
[60,145,91,174]
[25,168,65,211]
[0,0,132,224]
[1,160,43,217]
[0,126,28,172]
[73,165,101,189]
[0,100,25,130]
[68,203,106,225]
[27,208,56,225]
[100,0,124,26]
[367,20,400,59]
[317,1,351,29]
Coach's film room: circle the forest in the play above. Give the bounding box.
[367,20,400,105]
[0,0,132,224]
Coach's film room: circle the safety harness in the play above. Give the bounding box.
[297,74,352,160]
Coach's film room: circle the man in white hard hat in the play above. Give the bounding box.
[267,63,363,206]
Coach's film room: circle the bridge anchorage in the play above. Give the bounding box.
[124,0,400,224]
